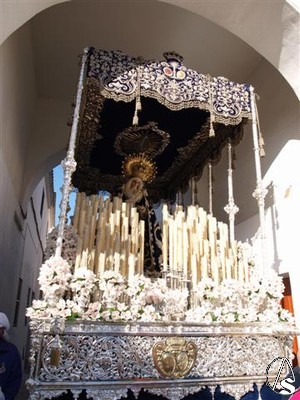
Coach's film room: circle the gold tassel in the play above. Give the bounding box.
[136,99,142,112]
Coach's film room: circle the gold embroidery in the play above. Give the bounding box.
[152,337,197,379]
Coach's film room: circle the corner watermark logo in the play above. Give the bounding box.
[266,357,299,398]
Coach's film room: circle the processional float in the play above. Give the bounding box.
[26,48,298,400]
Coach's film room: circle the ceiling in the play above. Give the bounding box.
[30,0,263,102]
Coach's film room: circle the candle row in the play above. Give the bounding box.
[162,205,249,287]
[72,193,145,279]
[71,193,250,286]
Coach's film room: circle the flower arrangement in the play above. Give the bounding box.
[185,268,291,324]
[27,257,294,325]
[37,256,72,306]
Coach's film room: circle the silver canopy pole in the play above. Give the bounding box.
[55,48,89,258]
[224,139,239,246]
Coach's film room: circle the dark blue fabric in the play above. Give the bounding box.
[0,339,22,400]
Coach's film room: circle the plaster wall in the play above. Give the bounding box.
[0,22,37,200]
[0,152,24,320]
[0,26,55,354]
[0,168,54,358]
[0,11,70,207]
[22,97,70,207]
[0,0,69,45]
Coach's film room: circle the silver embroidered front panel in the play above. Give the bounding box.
[27,320,296,400]
[37,334,284,382]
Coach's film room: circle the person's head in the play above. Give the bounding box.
[0,312,10,341]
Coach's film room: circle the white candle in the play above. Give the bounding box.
[114,252,120,274]
[201,256,208,279]
[191,254,197,288]
[74,237,83,271]
[72,192,82,231]
[177,212,183,271]
[183,221,188,278]
[162,204,168,272]
[226,258,231,280]
[128,253,135,281]
[169,218,173,274]
[99,252,106,278]
[114,232,121,273]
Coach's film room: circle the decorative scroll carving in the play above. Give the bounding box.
[27,320,297,400]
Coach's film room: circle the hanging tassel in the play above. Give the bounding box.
[255,97,265,158]
[208,75,215,137]
[132,111,139,126]
[136,99,142,112]
[132,64,142,126]
[209,115,215,137]
[50,334,62,367]
[259,136,265,157]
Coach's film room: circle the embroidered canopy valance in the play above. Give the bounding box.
[72,48,252,201]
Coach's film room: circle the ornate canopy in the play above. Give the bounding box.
[72,48,252,202]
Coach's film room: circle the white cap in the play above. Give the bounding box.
[0,312,10,331]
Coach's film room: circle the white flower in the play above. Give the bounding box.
[121,310,133,321]
[111,310,121,321]
[145,287,164,305]
[117,302,128,312]
[140,305,160,322]
[100,310,112,321]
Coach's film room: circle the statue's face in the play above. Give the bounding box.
[124,177,144,202]
[129,177,143,191]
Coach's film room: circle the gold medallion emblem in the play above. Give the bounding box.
[152,337,197,379]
